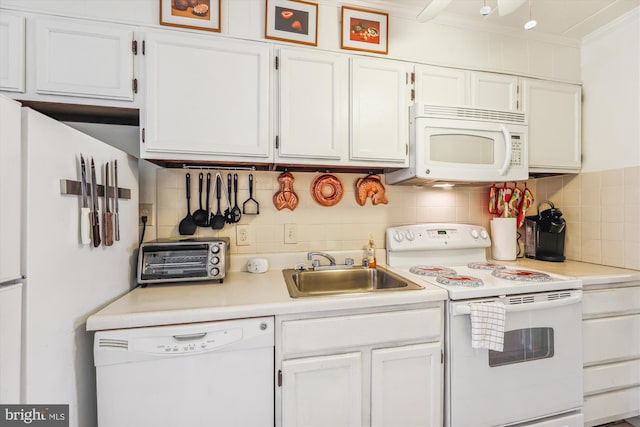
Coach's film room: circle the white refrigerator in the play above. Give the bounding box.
[0,94,139,427]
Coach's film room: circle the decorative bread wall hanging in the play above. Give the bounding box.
[355,174,388,206]
[311,174,344,207]
[273,171,299,211]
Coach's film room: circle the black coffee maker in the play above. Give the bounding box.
[524,200,566,262]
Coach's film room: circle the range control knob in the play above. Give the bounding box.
[209,267,220,276]
[211,244,221,254]
[470,229,479,239]
[480,229,489,239]
[405,231,415,241]
[393,231,404,242]
[210,256,220,265]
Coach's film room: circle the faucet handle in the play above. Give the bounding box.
[345,258,354,267]
[312,259,320,268]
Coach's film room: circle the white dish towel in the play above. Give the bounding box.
[470,301,506,352]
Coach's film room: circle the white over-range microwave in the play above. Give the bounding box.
[386,103,529,185]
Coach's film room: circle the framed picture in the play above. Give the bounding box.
[265,0,318,46]
[341,6,388,54]
[160,0,221,32]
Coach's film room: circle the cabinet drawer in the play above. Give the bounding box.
[583,286,640,317]
[584,359,640,395]
[583,314,640,364]
[280,308,441,357]
[584,387,640,427]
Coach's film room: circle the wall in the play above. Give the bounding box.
[0,0,581,82]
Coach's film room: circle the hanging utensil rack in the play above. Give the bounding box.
[181,165,256,171]
[59,179,131,199]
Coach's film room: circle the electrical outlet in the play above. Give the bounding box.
[139,203,154,226]
[284,223,297,244]
[236,224,251,246]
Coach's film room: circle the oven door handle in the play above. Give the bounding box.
[452,294,581,316]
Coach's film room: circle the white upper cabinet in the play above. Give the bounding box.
[141,30,271,162]
[414,64,467,107]
[276,47,348,164]
[34,17,135,101]
[414,65,519,112]
[470,71,519,112]
[0,13,25,93]
[522,79,582,173]
[350,56,410,165]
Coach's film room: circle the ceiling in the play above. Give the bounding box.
[349,0,639,40]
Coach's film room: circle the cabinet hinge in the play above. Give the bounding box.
[141,128,145,143]
[411,88,415,101]
[277,369,282,387]
[441,350,444,364]
[275,135,279,149]
[142,40,146,55]
[411,72,415,84]
[133,78,138,94]
[275,56,279,70]
[132,40,137,55]
[406,144,408,156]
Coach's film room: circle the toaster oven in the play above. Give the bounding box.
[137,238,230,285]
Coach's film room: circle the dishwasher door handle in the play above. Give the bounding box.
[173,332,208,341]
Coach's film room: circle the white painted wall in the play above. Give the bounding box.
[0,0,581,82]
[581,8,640,172]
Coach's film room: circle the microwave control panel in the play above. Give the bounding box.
[511,135,523,166]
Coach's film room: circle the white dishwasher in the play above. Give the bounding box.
[94,316,274,427]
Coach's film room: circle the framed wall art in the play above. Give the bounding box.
[160,0,221,32]
[341,6,388,54]
[265,0,318,46]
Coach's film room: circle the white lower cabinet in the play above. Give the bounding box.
[582,283,640,427]
[276,305,443,427]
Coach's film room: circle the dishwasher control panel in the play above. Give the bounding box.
[137,328,244,354]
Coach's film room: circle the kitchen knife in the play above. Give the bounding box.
[103,162,114,246]
[114,160,120,242]
[90,158,101,247]
[80,154,91,245]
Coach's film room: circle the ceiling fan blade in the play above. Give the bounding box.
[497,0,526,16]
[417,0,454,23]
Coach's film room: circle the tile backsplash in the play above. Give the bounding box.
[149,166,640,270]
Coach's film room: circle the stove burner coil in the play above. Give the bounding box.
[467,262,506,270]
[492,269,552,282]
[436,274,483,287]
[409,266,457,277]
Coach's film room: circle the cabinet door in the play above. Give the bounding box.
[142,31,271,161]
[350,57,409,164]
[414,64,467,106]
[471,71,519,112]
[281,352,362,427]
[371,343,442,427]
[34,17,135,101]
[0,95,21,284]
[0,13,25,93]
[583,314,640,365]
[522,79,581,172]
[276,48,348,163]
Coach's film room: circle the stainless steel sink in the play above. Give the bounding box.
[282,266,423,298]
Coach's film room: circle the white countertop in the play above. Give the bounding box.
[498,258,640,286]
[86,259,448,331]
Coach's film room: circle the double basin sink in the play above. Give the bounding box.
[282,266,423,298]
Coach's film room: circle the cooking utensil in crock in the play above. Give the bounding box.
[242,173,259,215]
[178,173,197,235]
[211,173,226,230]
[192,172,208,227]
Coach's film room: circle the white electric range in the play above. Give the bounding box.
[386,223,584,427]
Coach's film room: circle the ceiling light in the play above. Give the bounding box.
[524,0,536,30]
[480,0,491,16]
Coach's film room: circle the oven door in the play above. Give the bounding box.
[414,117,528,183]
[446,291,583,427]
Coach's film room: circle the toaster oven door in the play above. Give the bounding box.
[139,244,210,283]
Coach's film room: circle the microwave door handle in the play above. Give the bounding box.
[499,124,512,176]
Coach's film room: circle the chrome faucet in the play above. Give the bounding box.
[307,252,336,268]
